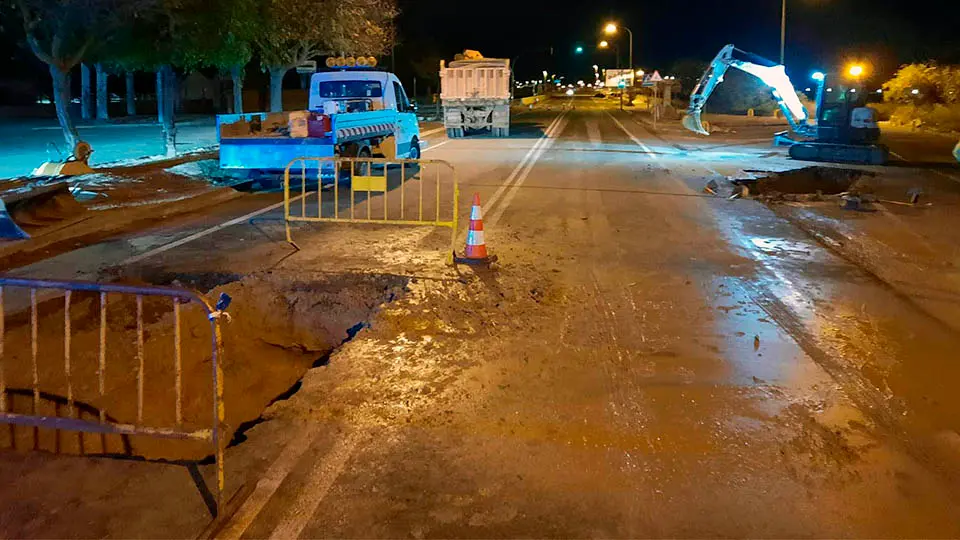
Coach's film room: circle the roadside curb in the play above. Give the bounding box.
[0,187,242,269]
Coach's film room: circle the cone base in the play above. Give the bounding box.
[454,252,498,266]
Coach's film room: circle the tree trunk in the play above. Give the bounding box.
[95,63,109,121]
[173,71,182,114]
[125,71,136,116]
[269,67,286,112]
[230,65,244,114]
[50,65,80,153]
[157,65,177,157]
[80,63,92,120]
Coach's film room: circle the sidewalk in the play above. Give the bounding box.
[0,116,218,180]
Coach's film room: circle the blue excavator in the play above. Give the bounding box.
[682,44,889,165]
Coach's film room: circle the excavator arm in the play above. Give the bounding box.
[683,45,814,137]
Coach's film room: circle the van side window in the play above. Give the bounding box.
[393,82,411,112]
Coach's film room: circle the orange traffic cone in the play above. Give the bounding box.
[456,193,497,265]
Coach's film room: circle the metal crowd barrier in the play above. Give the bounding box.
[0,276,230,516]
[283,157,460,263]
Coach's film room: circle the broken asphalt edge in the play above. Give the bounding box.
[0,187,242,269]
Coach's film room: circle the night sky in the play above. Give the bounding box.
[398,0,960,85]
[3,0,959,102]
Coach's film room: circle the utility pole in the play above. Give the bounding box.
[780,0,786,65]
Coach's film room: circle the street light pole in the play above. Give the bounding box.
[780,0,786,65]
[604,23,633,82]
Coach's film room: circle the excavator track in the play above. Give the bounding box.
[788,142,889,166]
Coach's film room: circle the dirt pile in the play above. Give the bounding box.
[0,271,407,460]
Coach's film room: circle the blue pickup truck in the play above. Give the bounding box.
[217,69,421,178]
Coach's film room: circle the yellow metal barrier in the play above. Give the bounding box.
[283,157,460,263]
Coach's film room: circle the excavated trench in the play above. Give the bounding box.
[738,166,869,198]
[0,271,408,460]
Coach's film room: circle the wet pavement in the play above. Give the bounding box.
[2,98,960,537]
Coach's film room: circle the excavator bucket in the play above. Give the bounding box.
[682,112,710,136]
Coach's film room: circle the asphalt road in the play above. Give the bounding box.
[3,98,960,537]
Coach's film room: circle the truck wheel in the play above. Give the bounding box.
[408,138,421,160]
[354,147,372,176]
[446,128,457,138]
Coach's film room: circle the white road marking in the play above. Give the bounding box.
[266,432,363,539]
[487,115,569,227]
[420,127,446,138]
[118,194,305,266]
[422,139,451,153]
[606,113,657,158]
[217,424,323,540]
[586,120,602,147]
[890,149,960,184]
[608,112,709,194]
[483,111,566,219]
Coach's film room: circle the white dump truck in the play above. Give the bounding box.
[439,50,511,138]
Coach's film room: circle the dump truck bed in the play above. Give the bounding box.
[440,59,511,101]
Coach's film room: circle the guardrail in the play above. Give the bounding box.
[0,277,230,516]
[283,157,460,263]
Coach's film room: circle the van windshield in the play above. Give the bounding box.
[316,81,383,98]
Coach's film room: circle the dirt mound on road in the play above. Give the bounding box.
[0,271,407,460]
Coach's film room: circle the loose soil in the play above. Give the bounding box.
[0,271,407,460]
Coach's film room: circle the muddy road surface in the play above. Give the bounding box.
[2,98,960,537]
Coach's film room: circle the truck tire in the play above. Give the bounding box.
[354,147,372,176]
[408,137,421,160]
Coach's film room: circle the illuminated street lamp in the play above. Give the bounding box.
[848,64,865,78]
[599,40,609,48]
[604,22,633,79]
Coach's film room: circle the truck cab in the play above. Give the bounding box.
[309,70,421,159]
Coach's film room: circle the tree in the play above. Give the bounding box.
[17,0,145,152]
[667,59,708,98]
[883,63,960,104]
[707,69,779,115]
[255,0,397,112]
[180,0,258,114]
[107,0,196,156]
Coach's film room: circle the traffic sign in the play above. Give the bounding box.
[296,60,317,74]
[648,70,663,83]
